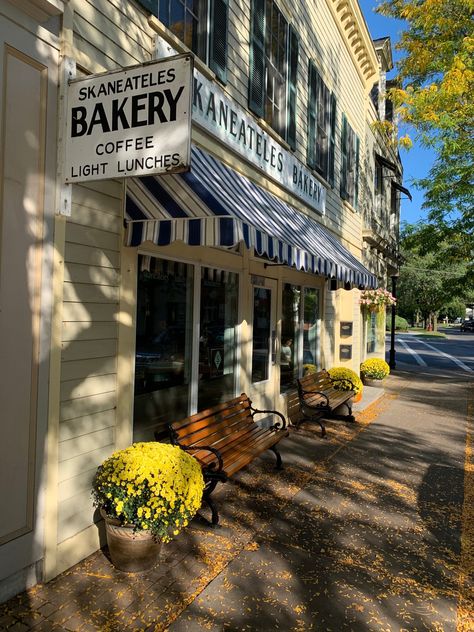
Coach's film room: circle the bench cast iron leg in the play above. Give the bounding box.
[315,416,327,438]
[203,480,220,526]
[270,445,283,470]
[204,494,219,525]
[305,414,326,438]
[345,400,355,422]
[332,401,355,423]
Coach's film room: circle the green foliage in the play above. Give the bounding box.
[328,367,363,395]
[441,297,468,321]
[360,358,390,380]
[377,0,474,234]
[386,315,410,331]
[397,224,473,321]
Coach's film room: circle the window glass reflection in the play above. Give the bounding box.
[133,256,193,441]
[303,287,320,369]
[280,283,300,392]
[252,287,271,383]
[198,268,239,410]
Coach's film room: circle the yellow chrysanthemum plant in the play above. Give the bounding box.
[360,358,390,380]
[328,367,363,396]
[92,442,205,543]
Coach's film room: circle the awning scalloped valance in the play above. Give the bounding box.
[125,146,377,289]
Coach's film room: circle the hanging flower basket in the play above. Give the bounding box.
[360,288,396,312]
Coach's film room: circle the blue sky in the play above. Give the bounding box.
[359,0,435,226]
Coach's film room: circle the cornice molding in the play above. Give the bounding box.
[326,0,378,86]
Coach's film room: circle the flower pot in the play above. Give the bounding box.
[101,508,162,572]
[362,376,385,387]
[353,391,363,403]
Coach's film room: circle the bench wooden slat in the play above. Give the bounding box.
[174,408,255,445]
[189,423,275,467]
[171,396,251,431]
[223,430,288,477]
[204,431,280,474]
[296,370,355,436]
[165,392,288,525]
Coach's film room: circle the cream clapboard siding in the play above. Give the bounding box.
[224,0,366,252]
[71,0,153,72]
[55,0,153,546]
[54,0,372,548]
[57,181,122,544]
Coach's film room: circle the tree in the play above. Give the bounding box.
[397,224,473,328]
[377,0,474,237]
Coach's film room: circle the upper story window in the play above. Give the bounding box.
[249,0,299,149]
[138,0,228,82]
[340,114,360,209]
[375,160,384,196]
[307,62,336,185]
[390,183,398,214]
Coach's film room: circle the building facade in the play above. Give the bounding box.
[362,36,405,357]
[0,0,403,599]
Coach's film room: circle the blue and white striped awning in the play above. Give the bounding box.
[125,146,377,289]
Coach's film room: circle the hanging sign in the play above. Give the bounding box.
[64,54,193,183]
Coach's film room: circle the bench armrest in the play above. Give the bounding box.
[177,444,225,474]
[168,423,225,472]
[250,406,288,431]
[298,387,330,408]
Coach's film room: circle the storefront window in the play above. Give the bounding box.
[252,287,272,383]
[303,287,320,369]
[280,284,320,392]
[133,256,193,441]
[198,268,239,410]
[367,312,376,353]
[280,283,300,391]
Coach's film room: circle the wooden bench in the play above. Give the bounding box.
[296,369,356,437]
[159,393,289,525]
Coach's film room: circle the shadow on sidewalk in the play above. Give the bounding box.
[0,374,470,631]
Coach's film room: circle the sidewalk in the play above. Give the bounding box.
[1,374,472,631]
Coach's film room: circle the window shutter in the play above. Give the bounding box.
[209,0,228,83]
[249,0,266,118]
[307,61,317,169]
[286,26,299,150]
[328,92,336,187]
[340,113,348,199]
[354,135,360,209]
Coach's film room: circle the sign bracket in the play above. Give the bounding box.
[56,56,76,216]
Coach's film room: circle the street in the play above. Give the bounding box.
[389,328,474,375]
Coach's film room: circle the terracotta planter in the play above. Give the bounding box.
[101,508,162,572]
[362,376,385,387]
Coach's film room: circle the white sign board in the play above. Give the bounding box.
[64,55,193,183]
[192,71,326,215]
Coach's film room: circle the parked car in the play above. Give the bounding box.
[460,320,474,332]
